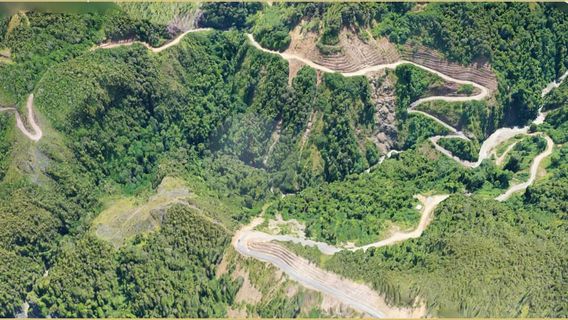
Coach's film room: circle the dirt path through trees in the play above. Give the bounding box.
[232,197,443,318]
[0,94,42,142]
[235,33,566,317]
[95,28,212,52]
[2,29,214,143]
[1,29,563,317]
[247,32,559,199]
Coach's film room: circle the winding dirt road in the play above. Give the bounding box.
[1,29,563,317]
[246,34,489,103]
[235,33,566,317]
[0,94,42,142]
[495,135,554,201]
[495,141,519,166]
[233,195,447,317]
[96,28,212,53]
[1,28,213,142]
[247,33,560,200]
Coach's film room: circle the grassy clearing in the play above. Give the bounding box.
[92,176,191,247]
[499,135,547,184]
[118,3,197,27]
[415,100,488,138]
[494,134,526,157]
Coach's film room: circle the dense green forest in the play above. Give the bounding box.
[201,2,566,125]
[540,81,568,143]
[415,100,493,139]
[320,142,568,316]
[437,137,480,162]
[0,7,173,103]
[0,115,12,179]
[0,2,567,318]
[270,138,518,245]
[30,205,239,317]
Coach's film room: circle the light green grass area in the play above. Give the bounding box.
[118,3,197,26]
[500,135,547,184]
[92,176,191,247]
[0,49,13,65]
[415,100,488,138]
[494,134,526,157]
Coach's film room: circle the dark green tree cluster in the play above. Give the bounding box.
[416,100,496,139]
[398,114,449,149]
[273,146,455,244]
[199,2,262,30]
[217,45,289,167]
[383,3,567,125]
[502,135,547,174]
[0,8,174,103]
[324,159,567,317]
[394,64,442,113]
[32,235,125,317]
[244,3,567,128]
[267,67,318,191]
[117,205,238,317]
[244,3,412,51]
[31,205,239,317]
[543,81,568,112]
[540,81,568,143]
[273,138,521,245]
[198,155,272,214]
[317,73,373,181]
[102,10,173,47]
[1,3,567,318]
[34,31,245,191]
[249,4,305,51]
[0,248,42,317]
[437,137,480,162]
[0,161,98,316]
[0,115,12,179]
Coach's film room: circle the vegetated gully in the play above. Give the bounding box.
[1,28,565,317]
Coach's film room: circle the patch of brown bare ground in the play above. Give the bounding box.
[217,247,360,317]
[284,23,497,94]
[286,25,400,73]
[401,43,498,92]
[288,59,305,85]
[233,267,263,305]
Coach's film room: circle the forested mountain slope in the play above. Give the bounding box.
[0,2,566,318]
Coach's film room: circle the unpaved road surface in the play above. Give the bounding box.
[495,141,519,166]
[233,195,446,317]
[1,30,563,318]
[96,28,212,53]
[247,32,559,197]
[357,195,449,251]
[247,33,489,103]
[0,94,42,142]
[238,33,565,317]
[495,135,554,201]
